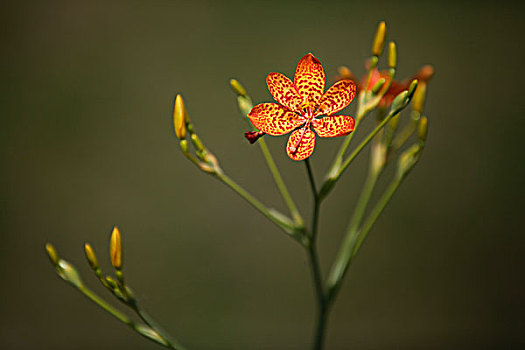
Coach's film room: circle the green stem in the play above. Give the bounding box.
[78,286,175,348]
[133,305,186,350]
[304,159,329,350]
[214,172,304,243]
[337,111,397,181]
[79,286,132,325]
[352,176,402,258]
[326,170,380,300]
[258,138,304,227]
[391,110,420,151]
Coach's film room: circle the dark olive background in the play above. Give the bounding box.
[1,1,524,349]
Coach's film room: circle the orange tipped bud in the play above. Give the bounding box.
[109,227,122,270]
[173,94,187,139]
[372,21,386,56]
[84,243,99,270]
[416,65,435,82]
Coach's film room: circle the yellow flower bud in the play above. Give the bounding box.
[408,79,418,98]
[418,116,428,142]
[173,94,187,140]
[388,42,397,68]
[84,243,99,270]
[45,243,59,266]
[412,83,427,113]
[109,226,122,270]
[372,21,386,56]
[230,79,246,97]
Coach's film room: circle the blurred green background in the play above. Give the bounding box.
[1,0,524,349]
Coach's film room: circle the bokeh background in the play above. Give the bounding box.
[1,0,524,349]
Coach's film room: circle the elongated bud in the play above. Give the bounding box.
[110,226,122,270]
[391,90,408,111]
[418,116,428,142]
[57,260,84,288]
[173,94,187,139]
[407,79,418,99]
[371,77,385,94]
[123,285,136,304]
[388,42,397,68]
[191,134,205,152]
[412,83,427,113]
[230,79,246,97]
[45,243,60,266]
[372,21,386,56]
[105,276,119,289]
[84,243,99,270]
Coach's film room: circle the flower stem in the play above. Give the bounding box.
[320,109,398,200]
[214,172,305,244]
[77,286,177,348]
[326,169,380,300]
[132,304,186,350]
[258,138,304,228]
[352,174,402,258]
[304,159,329,350]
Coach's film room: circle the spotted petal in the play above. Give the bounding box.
[286,126,316,161]
[294,53,325,107]
[313,115,355,138]
[266,72,303,113]
[248,103,303,136]
[315,80,356,117]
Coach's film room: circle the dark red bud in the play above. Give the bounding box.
[244,131,265,144]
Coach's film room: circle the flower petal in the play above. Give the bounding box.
[294,53,325,107]
[248,103,303,136]
[266,72,303,112]
[286,126,316,161]
[315,80,356,117]
[313,115,355,138]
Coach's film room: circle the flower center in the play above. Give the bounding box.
[290,107,319,155]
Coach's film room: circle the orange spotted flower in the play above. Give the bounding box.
[246,53,356,161]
